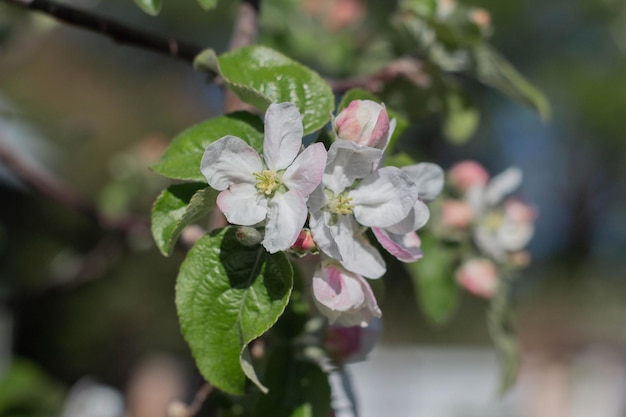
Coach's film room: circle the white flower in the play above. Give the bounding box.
[200,102,327,253]
[312,260,382,327]
[372,162,445,263]
[308,141,418,278]
[465,167,535,261]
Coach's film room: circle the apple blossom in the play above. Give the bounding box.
[333,100,394,150]
[455,258,498,298]
[372,162,445,263]
[441,199,473,229]
[312,260,382,327]
[308,140,418,278]
[465,167,535,261]
[201,102,327,253]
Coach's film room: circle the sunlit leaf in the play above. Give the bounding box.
[153,112,263,182]
[202,46,334,134]
[133,0,161,15]
[151,183,216,256]
[176,227,293,395]
[197,0,218,10]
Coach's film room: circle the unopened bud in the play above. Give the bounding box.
[334,100,390,149]
[441,199,473,228]
[235,226,263,246]
[290,229,318,257]
[448,160,490,192]
[456,258,498,298]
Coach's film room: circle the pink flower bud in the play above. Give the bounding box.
[448,160,490,192]
[456,258,498,298]
[290,228,317,256]
[324,319,381,364]
[334,100,390,149]
[441,199,474,228]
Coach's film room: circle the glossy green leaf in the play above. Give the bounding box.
[336,88,409,153]
[151,183,216,256]
[216,46,334,134]
[133,0,161,15]
[473,44,551,120]
[487,273,519,394]
[253,345,330,417]
[405,235,460,325]
[443,92,480,144]
[176,228,293,395]
[153,112,263,182]
[197,0,218,10]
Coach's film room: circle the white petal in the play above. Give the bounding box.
[350,167,418,228]
[201,136,263,191]
[263,102,303,170]
[263,190,307,253]
[485,167,522,205]
[282,142,327,196]
[372,228,423,263]
[324,141,382,194]
[333,217,386,279]
[309,209,343,261]
[401,162,445,201]
[216,184,267,225]
[386,199,430,234]
[497,221,534,252]
[334,275,382,327]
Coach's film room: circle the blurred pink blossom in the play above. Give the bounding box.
[456,258,498,298]
[448,160,490,192]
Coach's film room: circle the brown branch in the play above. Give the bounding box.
[222,0,261,113]
[1,0,204,63]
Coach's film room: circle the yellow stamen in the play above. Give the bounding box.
[254,170,278,196]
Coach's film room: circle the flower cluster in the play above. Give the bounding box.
[201,101,444,327]
[438,160,536,298]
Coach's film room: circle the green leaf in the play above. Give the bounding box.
[336,88,409,154]
[487,273,520,394]
[153,112,263,182]
[253,345,331,417]
[151,183,216,256]
[215,46,334,134]
[176,227,293,395]
[473,44,551,120]
[405,235,460,325]
[133,0,161,15]
[197,0,218,10]
[443,92,480,144]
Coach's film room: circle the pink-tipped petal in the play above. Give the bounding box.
[372,228,423,263]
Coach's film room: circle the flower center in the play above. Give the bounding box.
[329,193,354,215]
[254,170,279,196]
[482,211,503,231]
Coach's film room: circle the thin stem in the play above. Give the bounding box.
[1,0,203,62]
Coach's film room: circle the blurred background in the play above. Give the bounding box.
[1,0,626,416]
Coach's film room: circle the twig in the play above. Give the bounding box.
[1,0,203,63]
[187,383,213,417]
[223,0,261,113]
